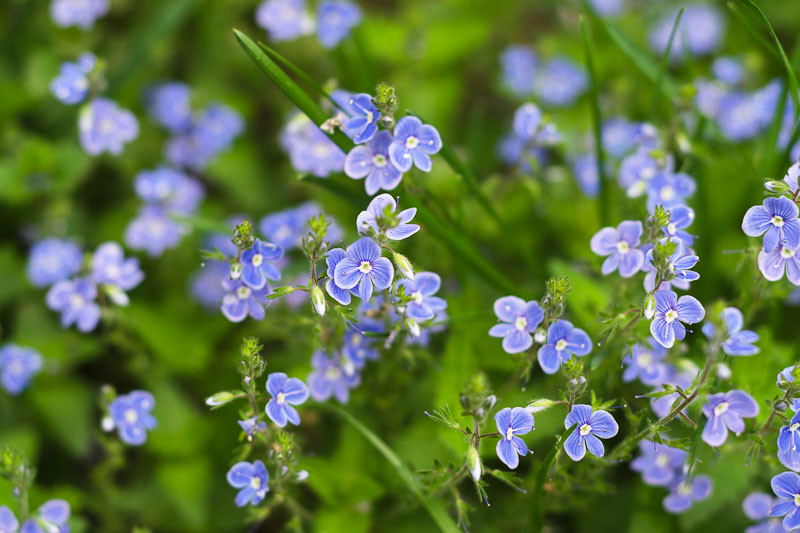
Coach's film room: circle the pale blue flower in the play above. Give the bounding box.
[489,296,543,354]
[79,98,139,156]
[109,390,157,445]
[45,278,101,332]
[265,372,309,427]
[316,1,361,49]
[356,193,418,241]
[227,460,269,507]
[0,345,43,395]
[537,320,591,374]
[701,307,759,356]
[388,116,442,173]
[494,407,534,469]
[563,404,618,461]
[50,0,108,29]
[26,238,83,288]
[50,53,95,104]
[649,290,704,348]
[345,131,404,195]
[701,390,759,447]
[255,0,313,41]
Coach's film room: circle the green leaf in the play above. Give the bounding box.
[532,424,576,532]
[733,0,800,122]
[323,405,461,533]
[651,7,685,113]
[579,16,607,226]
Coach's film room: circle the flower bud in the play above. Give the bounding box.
[526,398,555,414]
[644,294,656,319]
[101,416,115,432]
[393,252,415,280]
[104,284,130,306]
[484,394,497,410]
[405,318,420,337]
[311,285,326,316]
[534,328,547,344]
[205,391,237,407]
[465,446,481,481]
[715,362,732,380]
[230,262,242,280]
[765,180,790,193]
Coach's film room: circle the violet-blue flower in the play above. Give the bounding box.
[646,171,696,212]
[630,440,687,486]
[166,104,243,171]
[778,410,800,472]
[489,296,544,354]
[618,145,666,198]
[91,242,144,292]
[46,278,101,332]
[307,351,360,403]
[108,390,157,445]
[712,56,744,85]
[241,239,283,290]
[227,460,269,507]
[0,506,17,532]
[649,4,723,60]
[397,272,447,322]
[20,499,71,533]
[701,389,759,447]
[758,244,800,285]
[622,341,669,386]
[50,0,108,29]
[644,237,700,288]
[324,248,351,305]
[265,372,310,427]
[26,238,83,288]
[345,130,404,195]
[701,307,759,356]
[343,93,380,144]
[238,417,267,440]
[256,0,312,41]
[388,116,442,173]
[743,196,800,252]
[537,320,592,374]
[769,471,800,530]
[342,329,379,368]
[79,98,139,156]
[146,82,193,133]
[563,404,618,461]
[333,237,394,301]
[220,279,271,322]
[571,154,599,197]
[316,1,361,49]
[494,407,534,469]
[124,207,184,257]
[134,166,204,215]
[512,103,543,141]
[662,204,695,246]
[280,113,345,177]
[499,45,537,97]
[649,290,705,349]
[0,344,43,395]
[590,220,645,277]
[356,193,419,241]
[663,474,712,513]
[50,53,95,105]
[532,57,587,107]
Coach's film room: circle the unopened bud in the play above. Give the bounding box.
[205,391,237,407]
[230,262,242,280]
[526,398,555,414]
[644,294,656,319]
[534,328,547,344]
[765,180,790,194]
[716,362,732,380]
[466,446,481,481]
[311,285,326,316]
[405,318,420,337]
[484,395,497,410]
[393,252,414,280]
[101,416,115,432]
[104,284,130,306]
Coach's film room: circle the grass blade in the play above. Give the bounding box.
[650,7,684,113]
[324,405,461,533]
[733,0,800,122]
[531,424,576,532]
[579,17,608,226]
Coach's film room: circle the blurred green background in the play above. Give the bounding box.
[2,0,800,531]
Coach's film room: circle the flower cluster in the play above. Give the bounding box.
[497,102,561,173]
[649,4,723,61]
[255,0,361,49]
[499,45,587,106]
[50,0,108,29]
[0,499,71,533]
[104,390,158,446]
[0,345,43,396]
[26,240,143,333]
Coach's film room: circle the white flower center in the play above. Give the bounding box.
[351,334,363,346]
[640,167,655,180]
[358,261,373,273]
[250,477,261,489]
[555,339,568,351]
[325,366,341,380]
[771,215,785,228]
[714,402,729,416]
[277,392,286,405]
[69,294,85,308]
[312,143,331,158]
[616,241,630,254]
[579,423,592,436]
[667,223,677,235]
[365,111,374,123]
[506,427,514,440]
[660,185,676,202]
[412,291,424,304]
[124,408,138,424]
[251,254,264,267]
[237,286,252,300]
[655,454,669,468]
[791,422,800,432]
[664,309,678,323]
[795,494,800,507]
[781,246,795,259]
[99,118,115,134]
[405,136,419,149]
[678,482,691,496]
[372,154,387,168]
[637,353,652,366]
[514,316,527,331]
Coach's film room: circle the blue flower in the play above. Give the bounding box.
[644,237,700,289]
[308,351,360,403]
[663,475,712,513]
[220,279,271,322]
[489,296,544,354]
[26,238,83,288]
[563,404,619,461]
[345,131,404,195]
[356,194,419,241]
[343,93,380,143]
[649,368,693,418]
[662,205,695,246]
[590,220,645,278]
[649,290,705,349]
[342,329,379,368]
[778,365,798,387]
[46,278,101,332]
[227,460,269,507]
[533,57,587,107]
[397,272,447,321]
[241,239,283,289]
[324,248,352,305]
[388,116,443,173]
[494,407,534,469]
[280,113,345,177]
[716,80,780,142]
[649,4,723,60]
[769,471,800,530]
[588,0,624,16]
[618,145,665,198]
[146,82,193,132]
[134,166,200,211]
[512,103,543,141]
[91,242,144,297]
[124,207,184,257]
[238,417,267,440]
[333,237,394,301]
[537,320,592,374]
[265,372,309,427]
[0,344,43,395]
[646,171,696,212]
[499,46,537,97]
[497,133,548,172]
[166,104,243,171]
[701,389,759,447]
[50,53,95,105]
[255,0,313,41]
[17,499,71,533]
[712,56,744,85]
[109,390,157,445]
[571,154,599,197]
[622,341,669,386]
[259,209,304,250]
[602,118,640,158]
[630,440,687,486]
[743,196,800,252]
[316,1,361,49]
[758,243,800,285]
[743,492,785,533]
[50,0,109,29]
[701,307,759,356]
[79,98,139,156]
[785,161,800,196]
[778,411,800,472]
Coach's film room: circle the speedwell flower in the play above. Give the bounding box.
[701,306,759,356]
[489,296,543,354]
[758,244,800,285]
[356,193,419,241]
[344,131,404,195]
[397,272,447,321]
[241,239,283,289]
[494,407,534,469]
[563,404,619,461]
[537,320,591,374]
[769,471,800,530]
[388,116,442,173]
[743,196,800,252]
[778,410,800,472]
[265,372,310,427]
[108,390,157,445]
[227,460,269,507]
[649,290,705,349]
[333,237,394,301]
[701,389,759,447]
[590,220,645,277]
[0,344,43,396]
